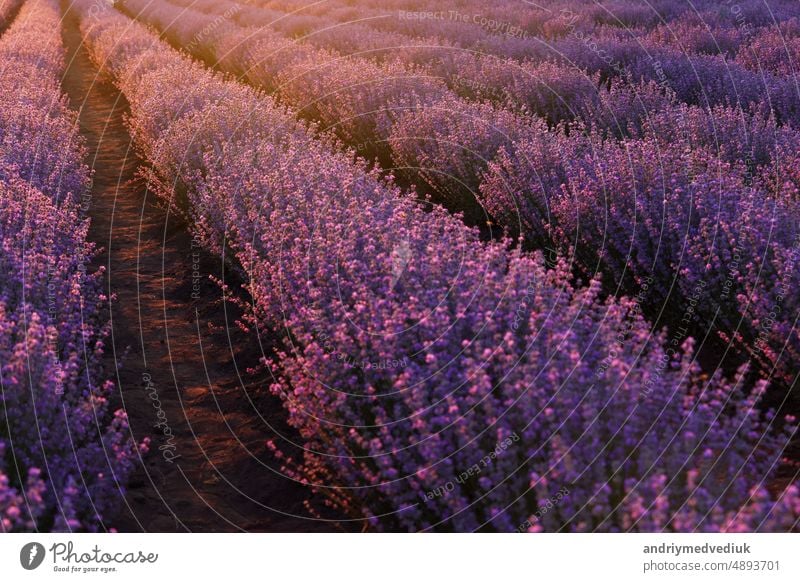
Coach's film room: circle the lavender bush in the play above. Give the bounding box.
[0,0,142,532]
[481,119,800,383]
[75,0,800,532]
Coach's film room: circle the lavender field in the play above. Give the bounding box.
[0,0,799,532]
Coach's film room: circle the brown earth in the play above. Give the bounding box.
[59,4,342,532]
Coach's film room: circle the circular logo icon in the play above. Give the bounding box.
[20,542,45,570]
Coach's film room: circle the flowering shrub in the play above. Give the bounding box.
[121,0,449,155]
[77,0,800,531]
[430,55,601,125]
[388,95,539,213]
[737,23,800,74]
[645,16,745,57]
[0,440,46,531]
[480,119,800,384]
[116,0,600,227]
[0,0,141,531]
[0,0,89,204]
[180,0,599,125]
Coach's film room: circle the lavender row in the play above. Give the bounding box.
[248,0,800,63]
[157,0,800,381]
[119,0,449,150]
[77,1,800,531]
[118,0,499,219]
[181,0,800,384]
[125,0,800,233]
[166,0,639,134]
[0,0,141,531]
[478,105,800,386]
[352,2,800,387]
[223,0,800,137]
[189,0,800,139]
[118,0,650,224]
[260,0,800,121]
[188,0,605,126]
[182,0,563,60]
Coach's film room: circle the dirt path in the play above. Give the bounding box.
[59,5,337,532]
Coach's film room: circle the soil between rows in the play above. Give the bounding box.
[59,4,340,532]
